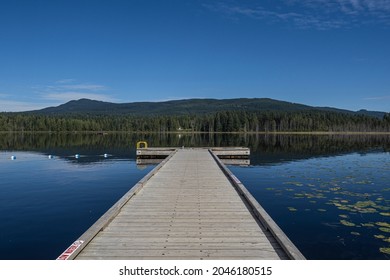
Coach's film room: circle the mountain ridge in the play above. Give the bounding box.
[26,98,387,119]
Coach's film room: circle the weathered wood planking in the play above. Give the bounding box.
[136,147,176,157]
[61,148,304,260]
[210,147,250,157]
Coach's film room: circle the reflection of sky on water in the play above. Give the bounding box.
[0,151,154,260]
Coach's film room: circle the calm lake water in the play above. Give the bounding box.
[0,133,389,260]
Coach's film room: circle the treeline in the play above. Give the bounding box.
[1,110,390,132]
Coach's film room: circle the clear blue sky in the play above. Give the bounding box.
[1,0,389,112]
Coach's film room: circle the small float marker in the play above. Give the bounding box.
[48,155,53,159]
[103,153,108,158]
[75,154,80,159]
[10,156,16,160]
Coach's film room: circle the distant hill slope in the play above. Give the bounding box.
[28,98,387,118]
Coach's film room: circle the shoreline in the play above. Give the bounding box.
[1,131,390,135]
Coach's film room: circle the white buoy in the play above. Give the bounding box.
[11,156,16,160]
[48,155,53,159]
[103,153,108,158]
[75,154,80,159]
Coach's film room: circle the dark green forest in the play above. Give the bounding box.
[1,110,390,132]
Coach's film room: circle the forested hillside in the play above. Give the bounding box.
[1,110,389,132]
[28,98,386,118]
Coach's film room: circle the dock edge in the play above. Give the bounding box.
[209,149,306,260]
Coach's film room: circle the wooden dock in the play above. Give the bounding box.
[136,147,250,158]
[58,148,305,260]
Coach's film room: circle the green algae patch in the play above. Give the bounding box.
[340,220,356,227]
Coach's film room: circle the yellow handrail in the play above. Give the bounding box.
[136,141,148,149]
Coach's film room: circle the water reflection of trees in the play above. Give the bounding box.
[1,133,389,164]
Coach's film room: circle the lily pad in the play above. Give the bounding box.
[340,220,356,227]
[375,206,390,211]
[361,223,375,227]
[356,180,371,185]
[354,200,377,208]
[339,214,349,218]
[337,205,352,211]
[351,232,360,236]
[317,209,327,212]
[288,207,297,212]
[379,212,390,217]
[379,247,390,255]
[379,227,390,233]
[374,235,385,239]
[283,181,303,186]
[376,222,390,228]
[357,208,377,214]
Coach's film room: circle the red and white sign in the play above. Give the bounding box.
[56,240,84,260]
